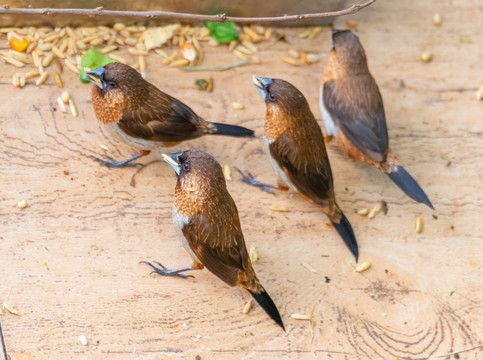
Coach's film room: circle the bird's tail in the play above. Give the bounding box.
[248,288,285,331]
[210,122,255,137]
[386,165,434,209]
[330,210,359,262]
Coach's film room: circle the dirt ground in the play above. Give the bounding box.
[1,0,482,359]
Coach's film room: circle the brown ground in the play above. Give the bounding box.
[1,0,482,359]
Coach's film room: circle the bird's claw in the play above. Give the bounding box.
[234,167,276,194]
[91,155,140,168]
[141,261,194,279]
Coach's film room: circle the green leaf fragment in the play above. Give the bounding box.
[79,46,117,83]
[206,21,239,43]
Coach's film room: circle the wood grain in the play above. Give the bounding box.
[0,0,482,359]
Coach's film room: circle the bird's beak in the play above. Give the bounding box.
[84,67,106,90]
[162,152,183,176]
[252,76,272,101]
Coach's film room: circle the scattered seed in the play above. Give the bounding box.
[25,70,40,79]
[61,91,70,103]
[35,71,48,85]
[69,99,78,117]
[138,55,146,72]
[249,246,258,263]
[298,29,312,38]
[78,335,88,346]
[288,48,299,58]
[291,313,311,320]
[100,144,110,151]
[51,45,65,59]
[113,23,125,31]
[2,303,20,316]
[242,41,257,53]
[154,49,168,58]
[17,200,28,209]
[243,26,260,42]
[42,53,54,67]
[281,56,298,66]
[44,262,50,271]
[300,53,308,65]
[233,49,247,60]
[100,45,117,54]
[368,203,382,219]
[433,13,442,26]
[475,84,483,100]
[306,54,319,64]
[232,102,245,110]
[270,205,289,212]
[242,299,253,314]
[302,262,317,273]
[235,45,253,56]
[223,164,232,181]
[19,74,26,87]
[65,59,79,74]
[3,56,25,67]
[53,71,63,88]
[170,59,190,67]
[11,73,20,87]
[355,261,371,273]
[415,217,423,233]
[264,28,273,39]
[357,208,369,216]
[345,20,358,29]
[32,50,40,67]
[90,38,104,46]
[57,97,67,112]
[421,52,433,63]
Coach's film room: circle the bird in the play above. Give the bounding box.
[142,149,285,330]
[320,29,433,209]
[240,76,359,261]
[83,62,254,168]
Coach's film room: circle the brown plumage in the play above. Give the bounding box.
[84,63,254,168]
[143,149,284,330]
[247,77,359,261]
[320,30,433,209]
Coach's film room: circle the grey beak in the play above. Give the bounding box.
[252,76,272,101]
[162,151,183,176]
[84,66,106,90]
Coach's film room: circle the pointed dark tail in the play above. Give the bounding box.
[248,289,285,331]
[387,166,434,209]
[331,211,359,262]
[211,122,255,137]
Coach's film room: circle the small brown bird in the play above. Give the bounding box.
[320,30,433,209]
[84,63,254,168]
[142,149,284,330]
[241,76,359,261]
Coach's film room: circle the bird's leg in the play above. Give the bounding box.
[92,150,151,168]
[235,168,284,194]
[141,261,195,279]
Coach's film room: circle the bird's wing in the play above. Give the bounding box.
[269,133,333,207]
[117,91,203,143]
[182,213,248,287]
[323,79,388,162]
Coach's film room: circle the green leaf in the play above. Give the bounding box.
[79,46,117,83]
[206,22,239,43]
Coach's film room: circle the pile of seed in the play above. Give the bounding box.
[1,24,324,90]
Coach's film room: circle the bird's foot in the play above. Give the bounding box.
[141,261,194,279]
[92,153,143,168]
[234,168,278,194]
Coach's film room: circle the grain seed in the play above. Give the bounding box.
[415,217,423,233]
[69,99,78,117]
[57,97,67,112]
[368,203,382,219]
[36,71,48,85]
[223,164,232,181]
[17,200,28,209]
[281,56,298,66]
[249,246,258,263]
[355,261,371,273]
[421,52,433,63]
[357,208,369,216]
[242,299,253,314]
[232,102,245,110]
[291,314,311,320]
[53,71,63,88]
[270,205,289,212]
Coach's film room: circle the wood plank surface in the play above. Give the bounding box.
[1,0,482,359]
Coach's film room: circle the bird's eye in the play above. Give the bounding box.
[268,93,276,102]
[106,80,117,89]
[182,162,191,172]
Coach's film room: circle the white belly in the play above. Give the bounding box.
[319,85,339,136]
[264,137,298,191]
[172,207,200,263]
[103,122,161,150]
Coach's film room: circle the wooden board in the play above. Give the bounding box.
[1,0,482,359]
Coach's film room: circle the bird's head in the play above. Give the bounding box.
[162,149,226,196]
[252,76,311,120]
[84,62,148,122]
[330,29,367,71]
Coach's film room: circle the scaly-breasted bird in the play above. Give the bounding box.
[320,30,433,209]
[142,149,284,330]
[242,76,359,261]
[84,63,254,168]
